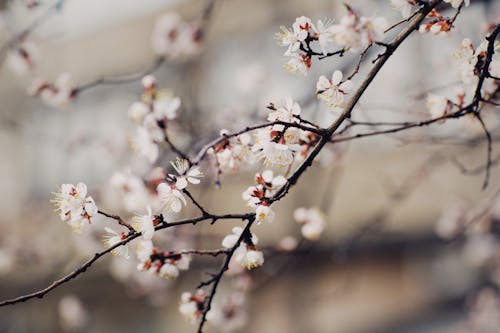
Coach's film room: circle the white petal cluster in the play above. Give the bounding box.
[28,73,76,108]
[316,70,353,111]
[52,182,98,233]
[426,94,450,119]
[102,227,129,259]
[136,241,191,280]
[179,290,206,324]
[129,75,182,163]
[275,16,314,76]
[209,133,254,172]
[242,170,286,207]
[276,11,387,75]
[390,0,416,19]
[152,13,203,60]
[294,207,326,240]
[206,293,248,333]
[110,170,150,213]
[222,227,264,270]
[157,182,187,214]
[133,206,156,240]
[6,42,38,76]
[267,97,301,130]
[170,158,203,189]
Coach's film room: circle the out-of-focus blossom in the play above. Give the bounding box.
[58,295,88,332]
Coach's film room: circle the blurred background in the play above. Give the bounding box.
[0,0,500,332]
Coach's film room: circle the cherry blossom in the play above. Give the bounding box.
[102,227,130,259]
[293,207,326,240]
[51,183,98,233]
[110,170,150,213]
[5,42,38,76]
[283,53,311,76]
[255,204,275,224]
[58,295,88,331]
[131,126,159,163]
[157,182,187,214]
[316,70,353,111]
[313,19,336,55]
[132,206,156,240]
[206,293,248,333]
[425,94,450,119]
[28,73,76,108]
[242,170,287,207]
[222,227,264,269]
[267,97,301,130]
[170,158,203,189]
[151,13,203,60]
[179,290,206,324]
[390,0,416,19]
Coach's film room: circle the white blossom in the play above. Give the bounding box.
[222,227,258,249]
[294,207,326,240]
[136,239,154,263]
[128,101,150,124]
[28,73,76,108]
[131,126,159,163]
[390,0,416,19]
[110,170,150,213]
[159,262,179,279]
[153,93,181,121]
[170,158,203,189]
[267,97,301,131]
[255,204,275,224]
[426,94,450,119]
[157,182,187,214]
[179,290,206,324]
[133,206,156,240]
[283,53,311,76]
[102,227,129,259]
[151,13,202,60]
[316,70,353,111]
[52,183,98,233]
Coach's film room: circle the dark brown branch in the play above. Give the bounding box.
[473,113,493,190]
[0,212,253,307]
[196,216,255,333]
[98,210,134,233]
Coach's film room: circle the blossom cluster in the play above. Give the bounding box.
[316,70,353,112]
[222,227,264,270]
[136,240,192,280]
[51,183,98,233]
[208,97,319,173]
[151,13,203,60]
[293,207,326,240]
[129,75,182,163]
[28,73,76,108]
[391,0,470,20]
[276,8,388,76]
[179,289,206,324]
[425,33,499,119]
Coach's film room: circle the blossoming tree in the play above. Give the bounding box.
[0,0,499,332]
